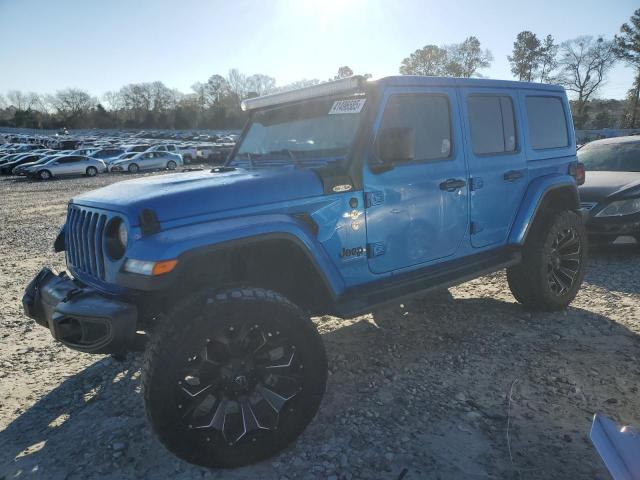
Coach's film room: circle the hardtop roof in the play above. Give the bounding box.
[370,75,565,92]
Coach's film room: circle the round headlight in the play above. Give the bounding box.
[118,221,128,247]
[105,217,127,260]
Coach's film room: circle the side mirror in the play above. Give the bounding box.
[376,127,415,169]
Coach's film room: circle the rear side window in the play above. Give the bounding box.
[467,95,517,155]
[379,94,452,161]
[525,96,568,149]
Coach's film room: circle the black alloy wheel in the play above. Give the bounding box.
[546,227,582,296]
[143,288,327,468]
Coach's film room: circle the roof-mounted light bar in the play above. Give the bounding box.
[241,75,366,111]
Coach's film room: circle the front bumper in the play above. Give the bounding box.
[22,267,138,354]
[584,212,640,239]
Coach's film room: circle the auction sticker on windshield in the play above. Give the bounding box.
[329,99,366,114]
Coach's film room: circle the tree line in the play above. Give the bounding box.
[1,9,639,131]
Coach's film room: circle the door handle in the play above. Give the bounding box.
[439,179,466,191]
[504,170,524,182]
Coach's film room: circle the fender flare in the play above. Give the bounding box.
[118,213,345,297]
[508,174,579,246]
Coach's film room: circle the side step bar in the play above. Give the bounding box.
[335,248,521,318]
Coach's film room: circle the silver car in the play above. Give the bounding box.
[28,155,107,180]
[109,151,183,173]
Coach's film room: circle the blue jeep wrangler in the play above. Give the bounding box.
[23,75,586,468]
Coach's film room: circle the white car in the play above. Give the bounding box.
[28,155,107,180]
[176,145,197,163]
[109,151,183,173]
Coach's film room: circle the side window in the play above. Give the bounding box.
[378,94,452,162]
[618,145,640,172]
[467,95,517,155]
[525,96,569,149]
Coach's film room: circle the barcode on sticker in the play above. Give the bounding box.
[328,99,366,114]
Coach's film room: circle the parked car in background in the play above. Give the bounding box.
[578,135,640,245]
[147,144,178,153]
[0,154,46,174]
[14,154,66,176]
[27,155,107,180]
[176,144,197,163]
[69,148,100,157]
[109,150,182,173]
[90,148,126,164]
[123,144,151,153]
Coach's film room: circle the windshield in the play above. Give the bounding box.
[578,142,640,172]
[229,96,365,168]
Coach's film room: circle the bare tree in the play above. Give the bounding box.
[6,90,36,111]
[226,69,248,108]
[49,88,96,127]
[614,8,640,127]
[246,74,276,96]
[555,36,617,127]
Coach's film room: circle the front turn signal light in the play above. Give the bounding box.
[152,259,178,276]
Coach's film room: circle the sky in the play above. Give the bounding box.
[0,0,637,101]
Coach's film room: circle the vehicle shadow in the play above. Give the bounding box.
[1,290,639,479]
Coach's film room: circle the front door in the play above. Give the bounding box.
[459,88,528,248]
[364,88,469,274]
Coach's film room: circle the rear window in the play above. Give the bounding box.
[467,95,517,155]
[578,142,640,172]
[525,96,569,149]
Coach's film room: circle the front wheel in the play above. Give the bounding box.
[128,163,139,173]
[86,166,98,177]
[142,287,327,468]
[38,170,52,180]
[166,160,177,170]
[507,210,587,311]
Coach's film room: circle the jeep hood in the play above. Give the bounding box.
[72,167,325,225]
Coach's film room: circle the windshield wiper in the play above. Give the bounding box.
[281,149,302,168]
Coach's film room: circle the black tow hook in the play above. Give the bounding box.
[62,288,83,303]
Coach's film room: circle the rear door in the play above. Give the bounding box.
[364,87,469,274]
[459,88,528,248]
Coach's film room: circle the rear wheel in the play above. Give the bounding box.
[167,160,177,170]
[86,166,98,177]
[128,163,139,173]
[507,210,587,311]
[142,287,327,468]
[38,170,52,180]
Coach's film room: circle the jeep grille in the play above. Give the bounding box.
[66,206,107,280]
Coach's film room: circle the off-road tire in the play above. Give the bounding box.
[38,170,51,180]
[127,163,139,173]
[86,166,98,177]
[142,287,327,468]
[166,160,177,170]
[507,210,587,311]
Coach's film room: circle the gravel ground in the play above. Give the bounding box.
[1,172,639,480]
